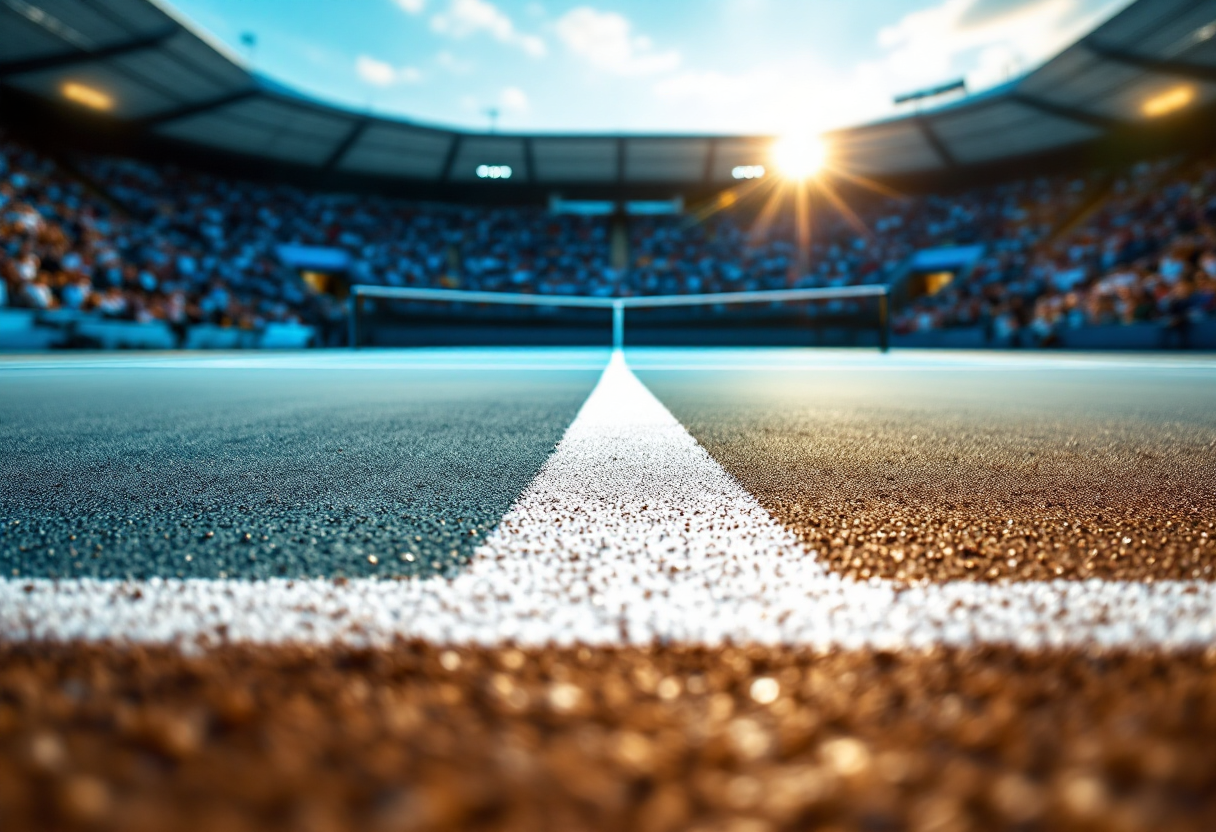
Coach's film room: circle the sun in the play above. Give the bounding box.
[771,135,828,180]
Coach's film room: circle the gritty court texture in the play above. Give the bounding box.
[2,348,1215,832]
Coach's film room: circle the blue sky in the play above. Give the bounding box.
[166,0,1131,134]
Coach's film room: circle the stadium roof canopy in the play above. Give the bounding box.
[2,0,1216,191]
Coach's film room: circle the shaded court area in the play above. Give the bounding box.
[0,350,607,580]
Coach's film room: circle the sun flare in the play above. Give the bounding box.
[771,135,828,180]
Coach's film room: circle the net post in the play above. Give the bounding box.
[878,290,890,353]
[349,289,363,349]
[612,300,624,350]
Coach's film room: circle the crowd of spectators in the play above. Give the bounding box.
[0,136,343,344]
[892,154,1216,343]
[2,127,1215,346]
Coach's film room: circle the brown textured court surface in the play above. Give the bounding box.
[640,364,1216,584]
[2,642,1216,832]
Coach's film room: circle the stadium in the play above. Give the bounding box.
[2,0,1216,829]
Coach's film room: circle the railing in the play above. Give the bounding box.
[349,284,892,352]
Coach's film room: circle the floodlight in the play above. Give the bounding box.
[1142,85,1195,118]
[61,82,113,111]
[476,164,513,179]
[771,136,827,180]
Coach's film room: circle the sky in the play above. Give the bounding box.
[164,0,1133,135]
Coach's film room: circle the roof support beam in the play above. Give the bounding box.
[138,88,259,127]
[322,118,370,171]
[702,138,718,184]
[0,26,179,78]
[915,117,957,169]
[616,138,627,187]
[522,136,536,184]
[1009,92,1122,130]
[1083,39,1216,83]
[439,134,462,182]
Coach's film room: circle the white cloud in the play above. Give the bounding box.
[436,50,475,74]
[649,0,1124,135]
[518,35,546,58]
[393,0,426,13]
[554,7,680,76]
[652,70,760,106]
[432,0,512,39]
[876,0,1109,94]
[431,0,547,57]
[356,55,397,86]
[355,55,423,87]
[652,65,848,136]
[500,86,529,112]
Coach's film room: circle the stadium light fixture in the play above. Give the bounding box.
[61,81,113,111]
[731,165,766,180]
[771,135,827,180]
[475,164,513,179]
[1142,85,1195,118]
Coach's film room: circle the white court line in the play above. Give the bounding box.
[622,350,1216,372]
[621,365,1216,373]
[2,352,1215,649]
[5,348,1214,374]
[0,348,614,373]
